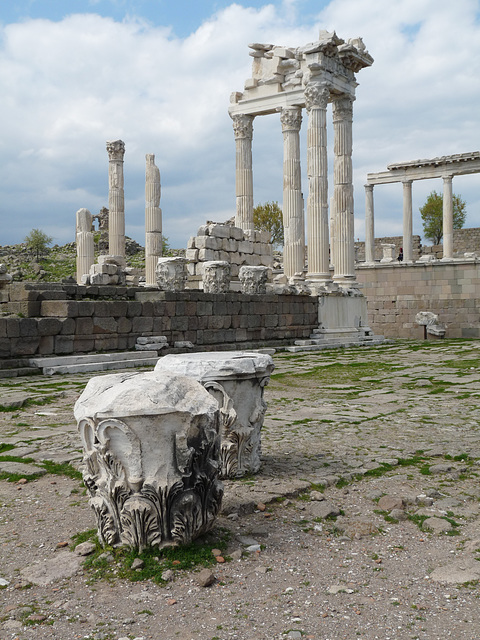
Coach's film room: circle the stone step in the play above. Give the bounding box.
[30,351,158,368]
[0,358,40,378]
[40,356,160,376]
[287,337,388,353]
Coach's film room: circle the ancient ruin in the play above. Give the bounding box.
[155,351,274,478]
[229,31,373,285]
[145,153,163,287]
[74,370,223,550]
[106,140,126,260]
[75,208,94,284]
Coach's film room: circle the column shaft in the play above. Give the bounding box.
[281,107,304,279]
[76,208,94,283]
[145,154,163,287]
[106,140,126,257]
[231,115,254,231]
[332,96,355,285]
[305,82,330,282]
[364,184,375,263]
[402,181,413,262]
[443,176,453,259]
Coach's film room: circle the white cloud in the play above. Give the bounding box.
[0,1,479,250]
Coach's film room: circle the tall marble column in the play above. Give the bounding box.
[280,106,304,279]
[231,114,254,232]
[305,82,331,284]
[332,96,355,285]
[402,180,413,262]
[76,208,94,283]
[145,154,163,286]
[364,184,375,263]
[106,140,126,257]
[442,175,453,260]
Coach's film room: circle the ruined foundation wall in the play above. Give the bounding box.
[0,284,317,358]
[357,261,480,339]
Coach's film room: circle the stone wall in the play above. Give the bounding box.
[357,260,480,339]
[355,236,422,262]
[0,283,318,358]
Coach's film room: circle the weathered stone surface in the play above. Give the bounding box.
[74,370,223,550]
[155,351,274,478]
[156,257,187,292]
[20,552,83,585]
[239,265,269,294]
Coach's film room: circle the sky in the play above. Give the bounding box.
[0,0,479,250]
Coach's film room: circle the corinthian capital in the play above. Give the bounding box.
[332,95,354,122]
[304,82,330,112]
[280,107,302,132]
[231,114,254,139]
[106,140,126,161]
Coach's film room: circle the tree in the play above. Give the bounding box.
[253,201,284,247]
[24,228,53,260]
[420,190,466,245]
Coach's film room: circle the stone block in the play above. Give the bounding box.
[132,316,154,333]
[0,318,6,338]
[41,300,79,318]
[230,227,244,240]
[19,318,38,337]
[38,335,54,354]
[198,249,220,261]
[8,283,39,302]
[185,248,199,261]
[117,317,132,333]
[73,338,95,353]
[238,240,253,254]
[222,238,238,252]
[171,316,189,331]
[127,301,143,317]
[6,318,20,338]
[11,336,40,355]
[59,317,76,335]
[6,301,41,317]
[207,224,230,238]
[76,317,94,335]
[77,301,95,316]
[195,236,221,250]
[94,337,119,351]
[187,237,196,249]
[92,317,118,334]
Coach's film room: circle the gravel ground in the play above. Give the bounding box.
[1,339,480,640]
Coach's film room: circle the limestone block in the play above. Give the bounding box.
[249,254,262,266]
[238,241,254,254]
[203,261,231,294]
[230,227,244,240]
[74,371,223,550]
[207,224,231,238]
[90,273,111,285]
[230,264,239,277]
[195,236,220,250]
[156,257,187,292]
[230,252,242,265]
[198,249,220,262]
[187,237,196,249]
[219,251,230,262]
[260,254,274,267]
[222,238,238,252]
[185,249,199,261]
[197,224,208,236]
[239,266,269,295]
[155,351,274,478]
[187,263,197,276]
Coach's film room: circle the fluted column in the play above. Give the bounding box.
[76,208,94,283]
[145,154,163,287]
[231,114,254,231]
[332,96,355,285]
[402,180,413,262]
[442,175,453,260]
[281,107,304,279]
[106,139,126,257]
[305,82,331,283]
[365,184,375,263]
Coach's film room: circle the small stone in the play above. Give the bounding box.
[429,463,454,474]
[0,578,9,586]
[196,568,215,587]
[211,548,222,557]
[17,478,28,485]
[216,556,225,563]
[227,512,239,521]
[167,598,177,605]
[310,491,325,501]
[246,544,261,552]
[257,502,266,511]
[172,560,181,566]
[56,541,69,548]
[28,613,47,622]
[390,508,408,521]
[74,541,96,556]
[378,495,404,511]
[424,517,453,533]
[161,569,174,582]
[230,549,242,560]
[131,558,144,570]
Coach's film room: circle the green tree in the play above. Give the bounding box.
[24,228,53,260]
[253,201,284,247]
[420,190,466,245]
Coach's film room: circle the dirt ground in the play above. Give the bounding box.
[1,339,480,640]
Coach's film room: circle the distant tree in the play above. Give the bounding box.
[162,235,173,256]
[24,228,53,260]
[420,190,466,245]
[253,201,284,246]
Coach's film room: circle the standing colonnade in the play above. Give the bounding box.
[229,32,373,286]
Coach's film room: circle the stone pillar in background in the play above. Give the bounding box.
[402,180,413,262]
[281,106,304,279]
[305,82,331,284]
[106,140,126,258]
[145,154,163,286]
[442,175,453,260]
[332,96,356,285]
[75,208,94,284]
[231,114,254,232]
[364,184,375,263]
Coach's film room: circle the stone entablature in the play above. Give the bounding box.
[186,223,273,282]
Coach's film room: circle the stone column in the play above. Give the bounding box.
[402,180,413,262]
[231,114,254,232]
[332,96,356,285]
[76,208,94,284]
[442,175,453,260]
[364,184,375,263]
[145,154,162,286]
[304,82,331,283]
[106,140,126,258]
[280,106,304,279]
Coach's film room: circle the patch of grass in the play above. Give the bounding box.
[407,513,430,531]
[0,444,15,454]
[41,461,83,481]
